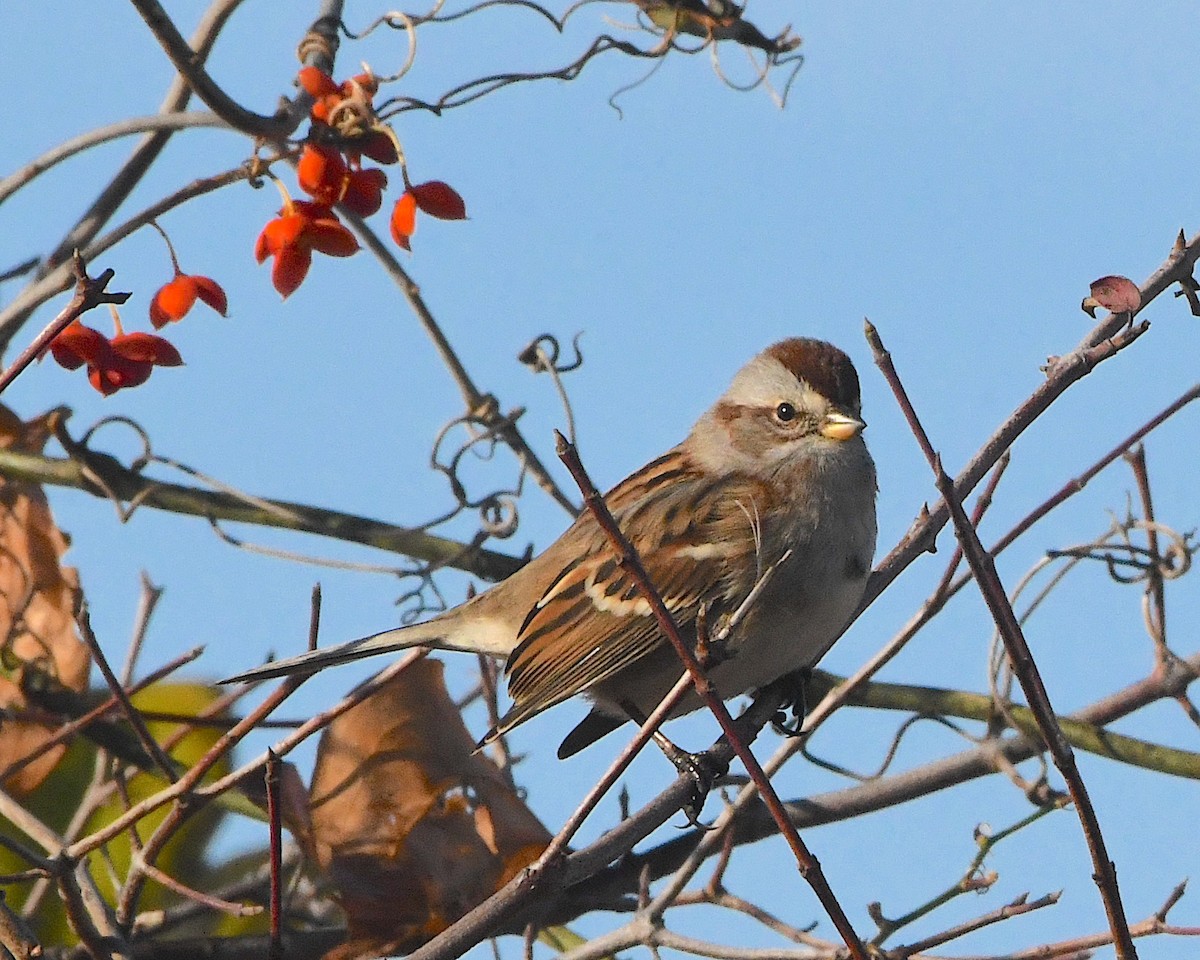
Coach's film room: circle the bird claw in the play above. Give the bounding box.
[767,667,811,738]
[664,745,727,827]
[676,748,720,825]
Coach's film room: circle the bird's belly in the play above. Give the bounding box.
[591,565,866,722]
[707,568,864,696]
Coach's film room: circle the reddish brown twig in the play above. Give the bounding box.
[866,321,1138,960]
[266,749,284,960]
[0,252,129,395]
[554,431,869,960]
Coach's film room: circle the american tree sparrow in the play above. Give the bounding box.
[226,338,877,757]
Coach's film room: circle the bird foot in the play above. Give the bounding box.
[767,667,812,738]
[658,738,728,827]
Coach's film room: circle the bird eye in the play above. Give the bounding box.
[775,402,796,422]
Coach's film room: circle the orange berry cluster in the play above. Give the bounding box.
[48,267,225,395]
[48,64,466,395]
[256,66,467,299]
[50,317,185,396]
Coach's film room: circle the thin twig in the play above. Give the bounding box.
[112,585,323,927]
[64,664,308,861]
[139,861,263,918]
[341,208,580,517]
[810,381,1198,737]
[866,320,1138,960]
[0,646,204,786]
[266,749,284,960]
[859,231,1199,621]
[193,650,429,802]
[0,442,523,582]
[991,884,1200,959]
[990,383,1200,560]
[893,891,1061,957]
[536,668,702,863]
[1125,445,1169,657]
[554,432,868,960]
[76,603,179,783]
[120,573,165,686]
[0,0,255,349]
[804,452,1008,733]
[0,166,250,333]
[0,253,129,395]
[871,803,1064,946]
[597,656,1200,915]
[0,112,227,206]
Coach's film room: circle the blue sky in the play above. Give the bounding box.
[4,2,1199,956]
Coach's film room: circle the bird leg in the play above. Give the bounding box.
[618,698,727,827]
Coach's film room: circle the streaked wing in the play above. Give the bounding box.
[499,448,766,731]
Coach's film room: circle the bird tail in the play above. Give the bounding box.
[221,621,463,684]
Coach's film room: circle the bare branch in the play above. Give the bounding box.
[806,669,1200,780]
[0,436,523,582]
[867,319,1138,959]
[860,230,1200,621]
[0,166,251,334]
[0,112,227,206]
[0,0,258,349]
[342,208,580,516]
[0,252,129,396]
[127,0,311,139]
[76,603,179,783]
[0,647,203,786]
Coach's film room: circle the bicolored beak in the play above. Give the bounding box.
[820,411,866,441]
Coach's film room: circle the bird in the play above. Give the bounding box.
[224,338,877,758]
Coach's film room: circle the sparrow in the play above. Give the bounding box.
[225,338,877,757]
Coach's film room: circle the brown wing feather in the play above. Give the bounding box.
[499,447,766,732]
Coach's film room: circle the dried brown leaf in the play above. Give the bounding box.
[309,659,550,959]
[0,405,88,795]
[1081,274,1141,317]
